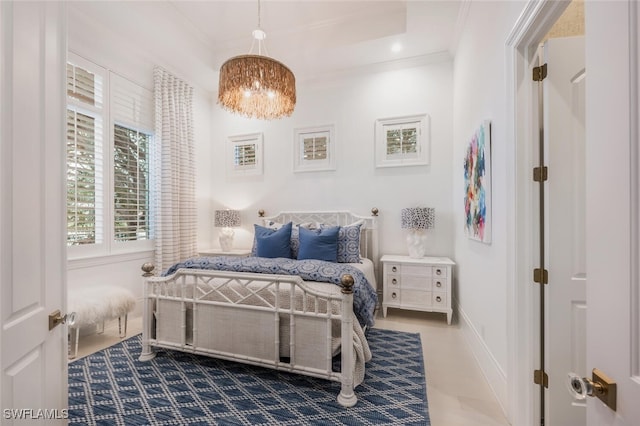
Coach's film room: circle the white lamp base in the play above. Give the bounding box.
[406,230,427,258]
[219,227,235,252]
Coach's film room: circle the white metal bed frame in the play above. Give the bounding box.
[139,209,379,407]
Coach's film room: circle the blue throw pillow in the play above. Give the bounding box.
[254,222,293,258]
[297,226,339,262]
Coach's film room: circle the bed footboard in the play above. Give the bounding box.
[139,263,359,407]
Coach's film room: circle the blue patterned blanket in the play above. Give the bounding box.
[163,256,378,328]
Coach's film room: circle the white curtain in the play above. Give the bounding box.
[153,67,197,272]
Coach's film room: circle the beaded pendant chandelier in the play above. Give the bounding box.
[218,0,296,120]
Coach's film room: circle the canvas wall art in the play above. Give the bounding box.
[464,120,492,243]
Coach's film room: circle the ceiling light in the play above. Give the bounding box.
[391,42,403,53]
[218,0,296,120]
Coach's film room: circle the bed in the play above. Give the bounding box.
[139,209,380,407]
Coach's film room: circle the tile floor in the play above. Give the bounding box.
[71,310,511,426]
[375,309,510,426]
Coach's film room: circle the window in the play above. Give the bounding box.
[375,114,430,168]
[66,109,102,245]
[66,54,154,257]
[113,125,151,242]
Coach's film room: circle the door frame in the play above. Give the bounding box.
[504,1,570,425]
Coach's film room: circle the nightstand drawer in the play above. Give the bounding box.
[388,263,401,274]
[402,274,430,290]
[402,264,432,277]
[386,275,401,288]
[386,289,400,303]
[432,292,447,308]
[432,278,446,290]
[433,267,447,278]
[402,289,432,307]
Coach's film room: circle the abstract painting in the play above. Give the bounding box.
[464,120,492,243]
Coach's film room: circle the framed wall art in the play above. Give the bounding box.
[227,132,263,177]
[293,124,335,172]
[375,114,429,168]
[463,120,492,243]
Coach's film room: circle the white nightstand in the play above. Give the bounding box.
[198,248,252,257]
[381,255,455,324]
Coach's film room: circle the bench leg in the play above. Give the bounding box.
[68,327,80,359]
[118,314,128,338]
[97,321,105,335]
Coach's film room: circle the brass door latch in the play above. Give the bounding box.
[567,368,617,411]
[48,310,76,331]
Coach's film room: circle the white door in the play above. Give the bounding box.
[544,36,587,426]
[0,2,68,423]
[584,1,640,425]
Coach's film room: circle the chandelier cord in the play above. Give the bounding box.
[257,0,261,30]
[249,0,269,57]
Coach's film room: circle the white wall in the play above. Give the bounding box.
[205,58,454,262]
[452,0,527,411]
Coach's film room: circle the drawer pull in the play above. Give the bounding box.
[392,266,397,272]
[436,281,442,288]
[392,278,397,285]
[392,292,397,299]
[436,296,442,302]
[436,269,442,276]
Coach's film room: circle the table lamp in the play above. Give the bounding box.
[401,207,435,258]
[214,209,241,252]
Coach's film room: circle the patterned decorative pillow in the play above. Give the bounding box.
[321,220,364,263]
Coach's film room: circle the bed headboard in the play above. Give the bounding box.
[258,208,380,286]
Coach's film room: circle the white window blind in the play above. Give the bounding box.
[67,62,103,108]
[66,108,104,245]
[66,61,105,246]
[113,125,151,242]
[111,73,154,132]
[111,73,153,243]
[66,53,154,255]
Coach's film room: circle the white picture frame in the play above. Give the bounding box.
[375,114,430,168]
[293,124,336,172]
[227,132,263,177]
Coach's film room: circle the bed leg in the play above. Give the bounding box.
[139,263,157,361]
[139,297,156,361]
[337,274,357,407]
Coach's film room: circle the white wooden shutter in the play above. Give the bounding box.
[111,74,153,242]
[66,60,105,246]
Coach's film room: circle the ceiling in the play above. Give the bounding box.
[70,1,464,91]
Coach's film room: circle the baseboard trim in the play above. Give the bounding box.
[456,300,509,416]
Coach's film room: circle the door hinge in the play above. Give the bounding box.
[533,268,549,284]
[534,369,549,388]
[533,63,548,81]
[533,166,548,182]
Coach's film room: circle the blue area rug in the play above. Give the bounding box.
[68,328,429,425]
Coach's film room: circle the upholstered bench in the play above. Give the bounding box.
[68,286,136,359]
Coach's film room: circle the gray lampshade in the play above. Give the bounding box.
[214,209,241,228]
[401,207,435,230]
